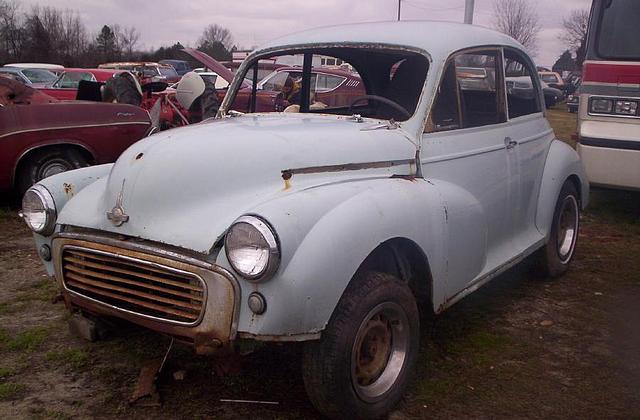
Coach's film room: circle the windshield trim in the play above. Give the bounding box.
[218,42,431,120]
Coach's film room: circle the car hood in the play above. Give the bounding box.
[180,48,244,87]
[58,113,418,253]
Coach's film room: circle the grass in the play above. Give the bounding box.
[46,348,89,370]
[546,105,578,147]
[0,382,26,400]
[0,366,16,378]
[0,326,49,353]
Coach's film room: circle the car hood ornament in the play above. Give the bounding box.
[106,180,129,226]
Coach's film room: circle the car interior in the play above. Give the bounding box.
[240,47,429,121]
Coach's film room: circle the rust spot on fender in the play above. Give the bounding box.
[63,183,74,197]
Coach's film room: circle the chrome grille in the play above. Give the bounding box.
[61,247,205,324]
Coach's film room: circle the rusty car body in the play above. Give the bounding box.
[24,22,588,418]
[0,78,151,195]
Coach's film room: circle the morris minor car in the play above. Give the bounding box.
[23,21,588,418]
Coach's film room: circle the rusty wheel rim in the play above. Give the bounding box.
[556,195,579,263]
[351,302,409,402]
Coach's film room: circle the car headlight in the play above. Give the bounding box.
[614,100,638,116]
[19,184,56,235]
[590,98,613,114]
[225,215,280,281]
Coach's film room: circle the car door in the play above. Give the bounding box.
[503,48,553,251]
[422,48,515,299]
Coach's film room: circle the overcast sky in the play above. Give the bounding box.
[22,0,591,66]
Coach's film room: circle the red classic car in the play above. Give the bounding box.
[37,68,122,101]
[0,78,151,195]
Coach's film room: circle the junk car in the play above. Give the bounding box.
[37,68,123,101]
[22,21,588,419]
[0,78,151,195]
[0,67,58,88]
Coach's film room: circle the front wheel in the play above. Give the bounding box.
[302,272,419,419]
[17,147,89,196]
[538,181,580,277]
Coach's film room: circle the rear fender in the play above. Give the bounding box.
[535,139,589,238]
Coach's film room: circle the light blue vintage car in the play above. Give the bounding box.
[21,21,588,419]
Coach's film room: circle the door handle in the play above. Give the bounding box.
[504,137,517,149]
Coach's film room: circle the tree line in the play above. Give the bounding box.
[0,0,236,67]
[492,0,589,73]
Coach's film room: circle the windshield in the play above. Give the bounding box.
[54,72,94,88]
[22,69,57,83]
[159,67,178,78]
[596,0,640,59]
[229,47,429,121]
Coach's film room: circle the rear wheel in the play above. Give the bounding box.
[17,147,89,196]
[302,271,419,419]
[538,181,580,277]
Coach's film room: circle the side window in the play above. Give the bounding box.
[455,51,504,128]
[430,61,460,131]
[315,74,345,92]
[504,49,541,118]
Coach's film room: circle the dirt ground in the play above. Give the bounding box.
[1,106,639,419]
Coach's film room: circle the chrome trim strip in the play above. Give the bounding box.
[61,244,207,326]
[0,121,151,140]
[282,158,415,178]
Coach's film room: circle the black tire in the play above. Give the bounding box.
[302,271,419,419]
[17,147,89,197]
[538,181,580,278]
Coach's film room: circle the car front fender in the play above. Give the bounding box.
[535,139,589,238]
[226,177,448,339]
[30,164,113,275]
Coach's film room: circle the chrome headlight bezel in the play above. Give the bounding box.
[224,215,280,282]
[20,184,57,235]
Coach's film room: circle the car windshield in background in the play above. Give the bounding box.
[236,47,429,121]
[22,69,57,83]
[54,72,94,88]
[596,0,640,59]
[159,67,178,77]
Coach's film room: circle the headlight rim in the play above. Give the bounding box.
[20,184,57,235]
[224,215,280,282]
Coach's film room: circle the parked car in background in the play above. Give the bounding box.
[577,0,640,191]
[542,81,565,108]
[0,67,58,87]
[223,60,286,81]
[567,82,581,113]
[159,59,192,76]
[99,62,181,84]
[0,77,151,195]
[539,71,565,91]
[23,21,588,419]
[4,63,65,75]
[37,68,122,100]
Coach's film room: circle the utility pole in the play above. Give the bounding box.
[464,0,475,24]
[397,0,401,21]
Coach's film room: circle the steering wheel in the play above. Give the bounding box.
[348,94,411,119]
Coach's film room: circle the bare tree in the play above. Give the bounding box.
[198,24,233,51]
[0,0,23,62]
[492,0,541,56]
[118,25,140,59]
[561,9,589,67]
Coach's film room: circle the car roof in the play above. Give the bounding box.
[4,63,64,70]
[61,68,124,82]
[0,67,21,73]
[256,21,524,62]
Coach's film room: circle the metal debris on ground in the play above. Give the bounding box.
[129,339,174,407]
[219,399,279,405]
